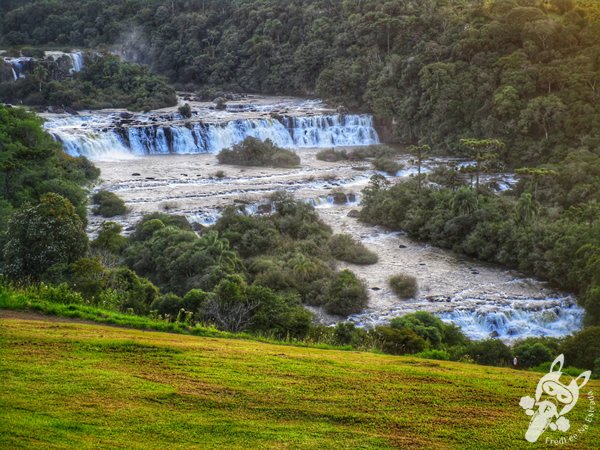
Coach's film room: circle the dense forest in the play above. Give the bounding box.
[0,54,176,111]
[1,0,600,163]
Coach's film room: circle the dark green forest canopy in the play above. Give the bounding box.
[0,105,97,227]
[1,0,600,162]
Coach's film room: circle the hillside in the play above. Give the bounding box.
[1,311,598,449]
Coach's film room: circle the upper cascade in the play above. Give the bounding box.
[1,50,84,82]
[42,97,380,159]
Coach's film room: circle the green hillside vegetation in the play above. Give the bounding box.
[0,104,97,244]
[0,54,176,111]
[1,313,599,449]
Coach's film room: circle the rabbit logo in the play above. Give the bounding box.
[520,354,591,443]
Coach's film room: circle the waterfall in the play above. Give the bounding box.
[69,52,84,73]
[283,115,379,147]
[44,113,380,159]
[5,58,30,79]
[437,301,584,341]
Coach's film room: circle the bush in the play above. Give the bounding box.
[214,97,227,110]
[325,269,368,316]
[27,282,85,305]
[513,337,558,368]
[217,137,300,168]
[92,190,127,217]
[415,349,451,360]
[465,339,512,366]
[373,326,426,355]
[561,327,600,370]
[373,157,402,175]
[150,293,184,319]
[328,234,378,265]
[333,322,367,346]
[389,274,418,299]
[316,149,348,162]
[178,103,192,118]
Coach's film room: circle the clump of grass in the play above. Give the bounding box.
[160,201,179,211]
[92,190,127,217]
[373,157,403,175]
[389,274,418,298]
[328,234,378,265]
[214,170,227,179]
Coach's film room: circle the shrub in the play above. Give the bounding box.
[214,170,226,178]
[325,269,368,316]
[389,274,418,298]
[217,137,300,168]
[373,326,426,355]
[465,339,512,366]
[316,148,348,162]
[92,190,127,217]
[513,337,558,368]
[333,322,368,346]
[561,326,600,370]
[27,282,85,305]
[214,97,227,110]
[373,157,402,175]
[328,234,378,265]
[150,293,184,319]
[178,103,192,118]
[415,349,451,360]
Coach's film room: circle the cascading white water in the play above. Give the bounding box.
[4,57,31,80]
[68,52,84,73]
[44,113,380,159]
[284,115,379,147]
[437,301,583,341]
[2,51,84,81]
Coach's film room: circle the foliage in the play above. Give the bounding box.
[327,234,378,265]
[372,157,401,175]
[0,104,96,238]
[513,337,559,368]
[0,54,176,111]
[3,193,87,280]
[373,326,426,355]
[464,339,513,366]
[560,326,600,370]
[217,137,300,168]
[389,274,418,299]
[178,103,192,118]
[91,190,127,217]
[360,169,600,324]
[324,269,368,316]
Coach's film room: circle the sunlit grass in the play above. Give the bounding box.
[1,314,598,448]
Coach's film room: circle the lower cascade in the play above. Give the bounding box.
[44,113,380,159]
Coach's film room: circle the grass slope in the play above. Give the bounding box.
[0,312,598,449]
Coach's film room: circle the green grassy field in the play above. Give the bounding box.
[0,311,598,449]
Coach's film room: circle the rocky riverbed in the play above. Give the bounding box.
[90,148,583,342]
